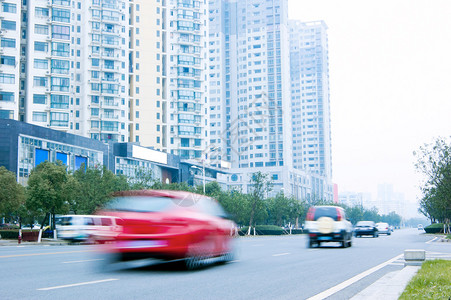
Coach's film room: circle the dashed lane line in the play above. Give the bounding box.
[38,279,118,291]
[272,252,290,257]
[62,259,103,264]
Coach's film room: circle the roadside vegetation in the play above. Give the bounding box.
[400,260,451,300]
[414,137,451,232]
[0,163,401,235]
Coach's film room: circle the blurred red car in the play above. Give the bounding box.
[95,190,237,269]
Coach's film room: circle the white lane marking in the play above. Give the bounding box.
[389,263,405,266]
[230,260,240,263]
[38,279,118,291]
[252,244,263,247]
[62,259,103,264]
[307,254,403,300]
[17,246,25,248]
[272,252,290,257]
[426,237,438,244]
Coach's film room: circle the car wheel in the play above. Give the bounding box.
[307,239,314,248]
[341,240,346,248]
[185,254,204,270]
[373,232,378,238]
[347,240,352,247]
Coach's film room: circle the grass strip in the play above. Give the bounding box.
[399,260,451,300]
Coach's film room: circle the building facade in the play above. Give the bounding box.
[0,0,130,144]
[289,20,332,179]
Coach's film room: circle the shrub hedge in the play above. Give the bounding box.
[239,225,304,236]
[424,223,445,234]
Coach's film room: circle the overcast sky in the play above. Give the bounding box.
[288,0,451,206]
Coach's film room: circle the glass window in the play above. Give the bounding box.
[32,112,47,122]
[0,56,15,66]
[51,77,70,92]
[0,110,14,119]
[35,7,49,17]
[52,8,70,23]
[51,42,70,57]
[34,59,48,69]
[34,24,49,35]
[51,59,70,74]
[0,92,14,102]
[0,74,15,84]
[50,112,69,127]
[34,41,48,52]
[1,38,15,48]
[33,76,47,87]
[33,94,46,104]
[50,94,69,108]
[91,108,99,116]
[52,25,70,40]
[91,58,99,66]
[1,20,16,30]
[3,3,17,13]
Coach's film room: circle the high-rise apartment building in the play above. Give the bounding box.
[0,0,129,143]
[128,0,164,149]
[207,0,333,200]
[289,20,332,179]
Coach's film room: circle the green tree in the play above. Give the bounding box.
[129,167,155,190]
[26,161,70,229]
[216,189,250,226]
[0,167,26,223]
[70,165,129,214]
[247,172,272,230]
[414,137,451,225]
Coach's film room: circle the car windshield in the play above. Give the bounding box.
[105,196,176,213]
[356,221,373,227]
[56,217,73,226]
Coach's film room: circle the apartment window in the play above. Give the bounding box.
[53,0,70,5]
[50,112,69,127]
[0,110,13,119]
[75,123,79,130]
[50,94,69,109]
[33,94,46,104]
[1,38,15,48]
[32,112,47,122]
[2,20,16,30]
[51,77,70,92]
[2,3,17,13]
[91,71,99,78]
[52,25,70,40]
[34,41,48,52]
[51,59,69,74]
[91,121,99,128]
[0,92,14,102]
[52,8,70,23]
[51,42,70,57]
[0,56,15,66]
[34,59,48,69]
[91,58,100,66]
[75,111,79,117]
[91,108,99,116]
[35,24,49,35]
[0,74,15,84]
[135,123,139,130]
[91,95,99,103]
[35,7,49,17]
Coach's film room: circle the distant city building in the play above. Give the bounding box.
[377,183,405,216]
[289,20,332,179]
[207,0,332,200]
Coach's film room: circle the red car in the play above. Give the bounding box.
[94,190,237,269]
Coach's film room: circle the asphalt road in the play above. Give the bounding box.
[1,228,449,300]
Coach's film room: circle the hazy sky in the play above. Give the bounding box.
[288,0,451,205]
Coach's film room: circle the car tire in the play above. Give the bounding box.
[373,232,378,238]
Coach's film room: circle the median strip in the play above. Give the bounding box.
[38,279,118,291]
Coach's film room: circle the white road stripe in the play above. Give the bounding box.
[38,279,118,291]
[307,254,403,300]
[426,237,438,244]
[272,252,290,257]
[62,259,103,264]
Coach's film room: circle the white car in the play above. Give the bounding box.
[55,215,118,243]
[376,222,391,235]
[304,206,353,248]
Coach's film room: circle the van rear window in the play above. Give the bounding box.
[314,207,338,221]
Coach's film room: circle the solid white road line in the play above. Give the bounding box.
[272,252,290,257]
[426,237,438,244]
[306,254,404,300]
[62,259,103,264]
[37,279,118,291]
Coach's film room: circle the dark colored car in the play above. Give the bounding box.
[354,221,378,238]
[94,190,237,270]
[304,206,353,248]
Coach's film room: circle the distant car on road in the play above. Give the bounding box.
[354,221,378,238]
[376,222,391,235]
[417,224,424,230]
[95,190,237,270]
[55,215,118,243]
[304,206,353,248]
